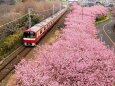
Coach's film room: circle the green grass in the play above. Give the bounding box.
[96,16,110,24]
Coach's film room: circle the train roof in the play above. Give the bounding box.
[25,17,52,32]
[25,8,66,32]
[25,14,58,32]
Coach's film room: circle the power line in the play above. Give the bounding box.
[0,5,62,28]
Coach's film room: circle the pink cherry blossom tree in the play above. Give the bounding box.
[14,3,115,86]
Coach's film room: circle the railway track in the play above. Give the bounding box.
[0,46,32,82]
[0,7,70,84]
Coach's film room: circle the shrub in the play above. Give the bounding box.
[96,16,110,24]
[0,32,23,56]
[96,16,106,21]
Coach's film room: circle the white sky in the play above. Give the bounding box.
[68,0,78,1]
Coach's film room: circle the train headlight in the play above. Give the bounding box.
[24,43,27,45]
[32,43,36,46]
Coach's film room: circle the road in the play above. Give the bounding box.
[96,16,115,48]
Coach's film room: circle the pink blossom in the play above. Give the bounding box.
[14,3,115,86]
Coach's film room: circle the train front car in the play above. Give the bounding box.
[23,31,36,46]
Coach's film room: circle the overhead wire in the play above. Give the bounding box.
[0,5,61,28]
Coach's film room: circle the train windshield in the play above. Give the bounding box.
[24,32,35,38]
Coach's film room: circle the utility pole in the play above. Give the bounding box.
[28,8,32,28]
[53,5,55,17]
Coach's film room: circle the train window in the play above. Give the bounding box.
[44,27,46,30]
[24,32,35,38]
[30,32,35,38]
[45,26,47,30]
[40,30,42,34]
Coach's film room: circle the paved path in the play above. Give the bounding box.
[96,16,115,49]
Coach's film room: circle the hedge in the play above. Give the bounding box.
[96,16,110,24]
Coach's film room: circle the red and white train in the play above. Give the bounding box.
[23,7,67,46]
